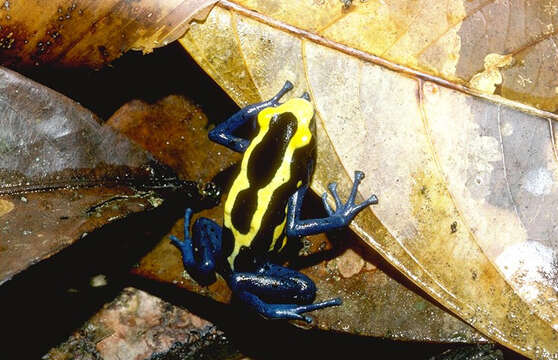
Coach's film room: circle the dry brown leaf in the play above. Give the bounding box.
[0,0,217,68]
[0,67,193,284]
[106,95,241,183]
[179,2,558,358]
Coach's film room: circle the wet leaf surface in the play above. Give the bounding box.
[0,0,217,68]
[179,3,558,358]
[0,66,194,284]
[106,94,240,183]
[113,95,486,343]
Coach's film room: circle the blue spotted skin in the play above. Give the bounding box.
[171,81,378,322]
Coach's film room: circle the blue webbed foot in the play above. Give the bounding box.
[258,298,342,323]
[170,209,195,267]
[267,80,294,106]
[286,170,378,237]
[321,170,378,224]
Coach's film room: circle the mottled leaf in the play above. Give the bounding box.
[0,66,192,284]
[178,3,558,358]
[205,0,558,114]
[106,95,240,183]
[0,0,217,68]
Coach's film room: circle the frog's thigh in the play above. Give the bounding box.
[229,262,316,304]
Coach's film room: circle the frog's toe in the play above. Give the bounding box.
[169,235,187,249]
[262,299,342,322]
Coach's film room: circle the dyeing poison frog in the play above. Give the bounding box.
[171,81,378,322]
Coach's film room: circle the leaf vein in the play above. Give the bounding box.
[496,104,524,228]
[229,10,262,100]
[217,0,558,123]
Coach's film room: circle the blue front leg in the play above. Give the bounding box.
[286,171,378,238]
[208,81,294,152]
[170,208,222,285]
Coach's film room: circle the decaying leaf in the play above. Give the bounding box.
[106,95,241,183]
[0,0,217,68]
[179,2,558,358]
[0,67,194,285]
[191,0,558,114]
[469,54,514,94]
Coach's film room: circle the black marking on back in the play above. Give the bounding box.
[221,226,235,259]
[233,134,316,271]
[250,136,315,256]
[230,112,298,234]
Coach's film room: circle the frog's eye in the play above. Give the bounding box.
[300,92,310,101]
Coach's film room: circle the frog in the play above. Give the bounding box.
[171,81,378,322]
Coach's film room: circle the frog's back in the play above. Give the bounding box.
[222,98,315,270]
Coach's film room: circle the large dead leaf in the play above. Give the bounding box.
[179,2,558,358]
[0,66,194,285]
[184,0,558,114]
[0,0,217,68]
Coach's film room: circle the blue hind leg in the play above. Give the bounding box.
[228,262,341,322]
[170,209,222,284]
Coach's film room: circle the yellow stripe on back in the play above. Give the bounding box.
[224,98,313,268]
